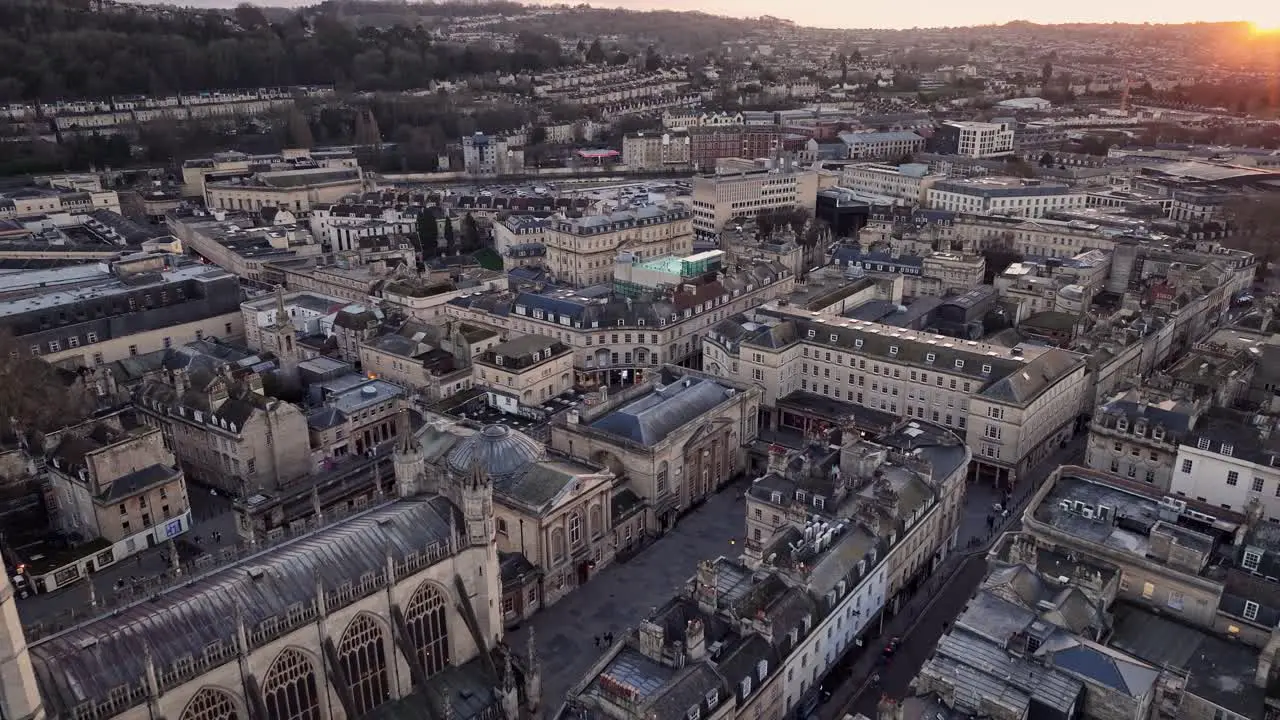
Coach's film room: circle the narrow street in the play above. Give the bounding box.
[818,435,1085,720]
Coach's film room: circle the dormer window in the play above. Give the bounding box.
[981,363,992,374]
[686,707,700,720]
[802,615,813,633]
[771,491,782,503]
[889,345,898,356]
[954,359,965,369]
[617,319,625,327]
[757,660,768,682]
[705,689,719,709]
[855,338,864,348]
[795,490,807,502]
[1197,437,1210,451]
[926,353,936,363]
[741,676,753,697]
[807,329,816,338]
[495,355,504,366]
[1222,444,1234,457]
[788,628,799,646]
[1153,427,1165,441]
[1117,418,1128,432]
[830,333,838,342]
[813,496,825,509]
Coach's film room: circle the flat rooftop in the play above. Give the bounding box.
[0,262,231,318]
[1109,603,1266,719]
[325,378,405,415]
[1034,472,1240,565]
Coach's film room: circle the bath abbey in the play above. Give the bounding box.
[1,412,542,720]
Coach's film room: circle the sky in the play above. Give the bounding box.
[516,0,1280,30]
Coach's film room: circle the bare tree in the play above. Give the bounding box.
[0,329,93,439]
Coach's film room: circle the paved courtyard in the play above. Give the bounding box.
[507,480,748,712]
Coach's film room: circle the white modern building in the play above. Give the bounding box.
[937,120,1016,159]
[839,163,946,206]
[927,177,1088,218]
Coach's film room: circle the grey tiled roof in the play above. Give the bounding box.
[590,376,734,446]
[102,464,179,501]
[29,496,462,716]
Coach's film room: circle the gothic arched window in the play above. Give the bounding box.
[568,512,583,547]
[180,688,239,720]
[261,649,321,720]
[338,614,390,715]
[405,582,451,678]
[588,504,602,539]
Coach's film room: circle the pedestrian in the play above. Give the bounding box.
[136,555,143,566]
[606,632,614,645]
[593,635,599,648]
[195,535,202,544]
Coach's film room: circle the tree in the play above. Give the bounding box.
[286,107,314,149]
[585,38,606,64]
[354,110,381,146]
[755,210,774,239]
[417,208,439,256]
[1038,151,1055,167]
[528,126,548,145]
[1003,157,1036,178]
[610,52,630,66]
[442,215,456,250]
[1041,61,1053,85]
[0,329,92,439]
[644,45,662,72]
[461,213,482,251]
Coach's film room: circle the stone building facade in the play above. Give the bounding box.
[6,413,543,720]
[550,367,761,534]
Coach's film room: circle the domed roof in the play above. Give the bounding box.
[446,424,544,479]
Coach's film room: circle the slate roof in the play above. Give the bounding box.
[742,312,1065,390]
[1043,641,1160,698]
[590,376,734,446]
[498,552,540,589]
[101,464,179,501]
[649,663,728,720]
[494,459,600,513]
[1092,392,1197,444]
[450,259,787,331]
[980,348,1084,405]
[29,496,463,716]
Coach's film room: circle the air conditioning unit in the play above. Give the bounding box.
[1059,500,1072,511]
[1096,505,1114,524]
[1081,507,1095,519]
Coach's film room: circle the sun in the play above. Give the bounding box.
[1250,20,1280,35]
